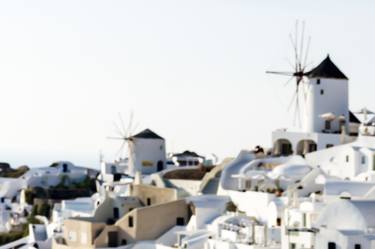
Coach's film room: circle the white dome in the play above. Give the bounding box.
[316,199,375,231]
[268,163,311,179]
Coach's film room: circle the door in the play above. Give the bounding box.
[328,242,336,249]
[157,161,164,171]
[108,232,118,247]
[176,217,185,226]
[113,207,119,219]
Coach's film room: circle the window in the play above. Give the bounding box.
[326,144,334,148]
[176,217,185,226]
[317,79,321,85]
[302,213,307,227]
[328,242,336,249]
[128,216,134,227]
[325,120,331,130]
[62,163,68,173]
[147,198,151,206]
[290,243,296,249]
[346,155,349,163]
[276,218,281,226]
[321,89,324,95]
[68,231,77,242]
[179,160,187,166]
[362,156,366,164]
[355,244,361,249]
[110,165,117,174]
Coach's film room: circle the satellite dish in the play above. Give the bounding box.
[320,112,336,121]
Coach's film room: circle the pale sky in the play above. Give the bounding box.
[0,0,374,168]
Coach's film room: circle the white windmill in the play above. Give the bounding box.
[267,21,349,134]
[108,113,166,176]
[269,22,351,156]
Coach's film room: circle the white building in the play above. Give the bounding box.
[170,151,205,167]
[315,199,375,249]
[306,135,375,181]
[281,196,324,249]
[272,56,359,157]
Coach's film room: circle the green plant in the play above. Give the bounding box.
[226,201,238,212]
[0,223,29,246]
[37,203,51,218]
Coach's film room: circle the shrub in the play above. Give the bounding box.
[0,223,28,246]
[226,201,238,212]
[37,203,51,218]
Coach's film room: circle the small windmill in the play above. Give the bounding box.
[266,20,312,127]
[107,112,139,160]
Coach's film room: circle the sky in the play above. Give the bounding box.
[0,0,374,168]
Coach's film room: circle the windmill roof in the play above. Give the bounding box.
[131,129,164,140]
[349,111,361,124]
[307,55,348,80]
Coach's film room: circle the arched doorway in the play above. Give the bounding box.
[296,140,317,156]
[274,139,293,156]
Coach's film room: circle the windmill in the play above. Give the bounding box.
[107,112,139,160]
[266,20,312,127]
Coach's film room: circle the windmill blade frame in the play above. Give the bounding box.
[108,112,140,160]
[118,113,127,136]
[107,136,126,140]
[115,140,127,159]
[266,20,313,128]
[113,121,125,137]
[266,71,294,76]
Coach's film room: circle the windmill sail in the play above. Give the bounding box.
[266,20,312,127]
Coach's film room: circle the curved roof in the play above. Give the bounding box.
[307,55,348,80]
[316,199,375,231]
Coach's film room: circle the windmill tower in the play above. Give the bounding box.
[301,56,349,133]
